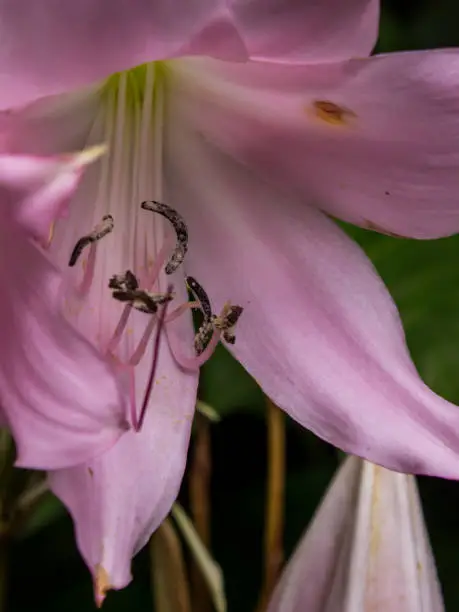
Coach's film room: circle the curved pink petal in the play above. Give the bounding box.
[163,123,459,478]
[0,208,127,470]
[229,0,379,62]
[49,304,198,598]
[170,50,459,239]
[267,457,444,612]
[0,1,246,110]
[0,147,106,240]
[0,150,128,470]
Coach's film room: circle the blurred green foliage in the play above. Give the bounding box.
[9,2,459,611]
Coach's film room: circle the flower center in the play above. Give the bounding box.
[47,62,242,431]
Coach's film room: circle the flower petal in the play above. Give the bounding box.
[0,146,106,240]
[229,0,379,62]
[267,457,444,612]
[171,50,459,239]
[0,1,246,110]
[164,122,459,478]
[0,202,128,470]
[49,305,198,596]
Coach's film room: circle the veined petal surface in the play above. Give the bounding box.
[0,0,246,110]
[163,118,459,478]
[169,50,459,239]
[49,309,198,597]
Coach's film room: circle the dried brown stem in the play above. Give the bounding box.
[255,398,286,612]
[189,414,212,612]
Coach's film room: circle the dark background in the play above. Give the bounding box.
[9,2,459,610]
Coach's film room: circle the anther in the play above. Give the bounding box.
[185,276,214,355]
[185,275,243,355]
[69,214,114,267]
[212,303,244,345]
[109,270,175,315]
[186,276,212,319]
[109,269,139,292]
[141,201,188,274]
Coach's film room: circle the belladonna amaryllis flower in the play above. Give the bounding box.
[267,456,444,612]
[3,0,459,596]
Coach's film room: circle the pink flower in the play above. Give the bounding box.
[267,456,444,612]
[0,147,128,468]
[2,0,459,595]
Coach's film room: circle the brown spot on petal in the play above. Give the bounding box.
[94,564,111,608]
[311,100,356,126]
[87,467,94,478]
[363,219,407,239]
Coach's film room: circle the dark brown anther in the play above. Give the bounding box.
[109,269,139,292]
[186,276,212,319]
[212,303,244,345]
[193,320,215,355]
[69,214,114,267]
[109,269,174,315]
[185,275,214,354]
[141,201,188,275]
[185,275,243,354]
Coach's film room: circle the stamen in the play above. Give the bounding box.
[142,234,174,289]
[169,275,244,369]
[109,269,139,292]
[128,316,157,366]
[128,291,173,314]
[109,269,174,314]
[77,241,97,296]
[141,201,188,274]
[185,275,222,355]
[106,307,157,367]
[212,303,244,345]
[68,214,114,267]
[186,276,212,319]
[193,319,214,356]
[106,264,174,369]
[105,304,132,354]
[135,283,173,432]
[165,300,200,323]
[168,326,221,371]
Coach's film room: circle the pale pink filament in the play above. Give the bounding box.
[105,304,132,354]
[135,287,171,432]
[141,232,175,289]
[165,300,200,323]
[77,242,97,296]
[168,326,221,371]
[101,228,223,431]
[128,316,157,366]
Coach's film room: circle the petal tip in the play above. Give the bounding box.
[94,564,111,608]
[71,143,107,168]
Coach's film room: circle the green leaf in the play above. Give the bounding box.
[17,491,66,539]
[199,344,265,418]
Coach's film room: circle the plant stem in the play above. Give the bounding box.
[189,414,212,612]
[256,399,286,612]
